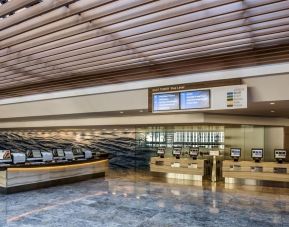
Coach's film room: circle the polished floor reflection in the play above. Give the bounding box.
[1,170,289,227]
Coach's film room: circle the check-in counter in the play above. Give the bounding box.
[150,157,209,181]
[0,158,108,193]
[223,160,289,183]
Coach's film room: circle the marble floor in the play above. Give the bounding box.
[1,170,289,227]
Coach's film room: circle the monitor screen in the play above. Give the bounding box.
[56,149,65,157]
[230,148,241,158]
[73,148,83,155]
[32,150,42,158]
[173,147,182,155]
[0,150,11,160]
[157,148,165,154]
[26,150,33,158]
[153,93,179,112]
[252,149,263,158]
[274,149,287,159]
[189,148,199,156]
[180,90,210,110]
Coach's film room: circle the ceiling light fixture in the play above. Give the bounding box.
[120,111,124,114]
[270,102,275,105]
[139,110,143,112]
[270,110,275,113]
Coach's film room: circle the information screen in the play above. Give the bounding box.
[274,149,287,159]
[180,90,210,109]
[57,149,65,157]
[153,93,179,112]
[0,150,11,160]
[230,148,241,157]
[32,150,42,158]
[252,149,263,158]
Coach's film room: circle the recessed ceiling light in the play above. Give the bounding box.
[139,110,143,112]
[270,102,275,105]
[125,128,129,131]
[270,110,275,113]
[120,111,124,114]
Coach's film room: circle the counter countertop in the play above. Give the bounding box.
[0,157,108,171]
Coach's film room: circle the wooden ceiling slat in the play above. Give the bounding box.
[0,43,289,97]
[0,0,114,41]
[0,0,239,62]
[0,0,288,98]
[3,5,284,75]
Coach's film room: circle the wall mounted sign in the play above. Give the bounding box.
[153,93,179,111]
[149,79,247,113]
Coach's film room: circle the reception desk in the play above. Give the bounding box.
[150,157,209,181]
[223,160,289,184]
[0,158,108,193]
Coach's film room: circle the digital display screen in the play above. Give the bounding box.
[180,90,210,109]
[189,148,199,156]
[32,150,42,158]
[252,149,263,158]
[153,93,179,112]
[0,150,11,160]
[73,148,83,155]
[157,148,165,154]
[173,148,182,155]
[274,149,287,159]
[230,148,241,157]
[56,149,65,157]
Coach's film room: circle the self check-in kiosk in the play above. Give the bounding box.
[251,148,263,163]
[274,149,287,163]
[52,148,66,161]
[26,149,43,163]
[230,148,241,162]
[189,147,199,160]
[0,150,12,164]
[172,147,182,159]
[72,148,85,160]
[157,147,166,158]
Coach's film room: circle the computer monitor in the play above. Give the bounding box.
[189,147,199,160]
[274,149,287,163]
[230,148,241,162]
[172,147,182,159]
[56,149,65,157]
[251,148,263,162]
[157,147,166,158]
[0,150,11,161]
[32,150,42,158]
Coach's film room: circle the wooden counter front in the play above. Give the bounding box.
[223,160,289,182]
[0,159,108,193]
[150,157,208,177]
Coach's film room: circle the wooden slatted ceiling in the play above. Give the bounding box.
[0,0,288,98]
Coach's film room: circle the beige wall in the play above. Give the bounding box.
[0,74,288,120]
[244,74,289,102]
[0,89,148,119]
[224,126,284,162]
[264,127,284,162]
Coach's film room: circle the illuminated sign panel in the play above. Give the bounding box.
[180,90,210,109]
[153,93,179,111]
